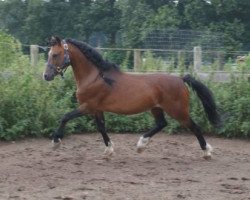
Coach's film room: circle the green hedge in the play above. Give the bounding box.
[1,64,249,140]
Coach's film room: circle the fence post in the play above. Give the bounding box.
[134,49,141,71]
[30,45,39,66]
[193,46,202,71]
[217,51,224,70]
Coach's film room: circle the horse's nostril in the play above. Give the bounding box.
[43,74,48,80]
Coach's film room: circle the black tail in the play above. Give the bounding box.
[183,74,220,127]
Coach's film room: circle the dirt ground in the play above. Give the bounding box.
[0,133,249,200]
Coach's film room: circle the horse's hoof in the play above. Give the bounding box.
[103,142,114,159]
[52,138,61,150]
[136,136,150,153]
[203,143,213,160]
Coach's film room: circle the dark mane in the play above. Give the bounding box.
[66,39,119,72]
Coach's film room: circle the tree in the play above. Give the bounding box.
[0,0,27,41]
[117,0,154,48]
[183,0,245,51]
[148,5,180,30]
[0,0,250,52]
[77,0,121,47]
[183,0,215,28]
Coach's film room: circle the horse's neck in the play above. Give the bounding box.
[69,46,99,88]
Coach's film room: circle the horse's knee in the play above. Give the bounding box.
[157,118,167,129]
[60,113,72,124]
[60,109,83,125]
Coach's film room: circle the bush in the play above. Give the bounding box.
[0,32,79,140]
[1,64,250,140]
[0,69,70,140]
[141,50,165,71]
[214,77,250,137]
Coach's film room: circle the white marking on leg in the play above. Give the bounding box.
[203,143,213,160]
[104,141,114,158]
[52,138,62,150]
[137,136,150,153]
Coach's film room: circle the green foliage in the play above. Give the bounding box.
[148,4,180,29]
[0,68,72,140]
[187,74,250,138]
[117,0,153,47]
[103,50,126,66]
[1,60,249,140]
[0,30,22,69]
[1,0,250,52]
[237,53,250,72]
[214,76,250,137]
[120,50,133,71]
[141,50,165,71]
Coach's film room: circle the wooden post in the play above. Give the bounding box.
[30,45,39,66]
[134,49,141,71]
[217,51,224,70]
[193,46,202,71]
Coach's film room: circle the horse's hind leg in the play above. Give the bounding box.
[95,112,114,157]
[184,119,213,159]
[137,108,167,153]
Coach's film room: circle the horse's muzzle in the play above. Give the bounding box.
[43,72,55,81]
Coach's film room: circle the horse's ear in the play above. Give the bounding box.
[50,36,61,46]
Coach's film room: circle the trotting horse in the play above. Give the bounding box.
[43,36,220,159]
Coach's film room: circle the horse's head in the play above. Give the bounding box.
[43,36,70,81]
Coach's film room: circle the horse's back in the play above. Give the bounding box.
[98,72,189,115]
[126,73,187,99]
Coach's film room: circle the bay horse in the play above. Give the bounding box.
[43,36,220,159]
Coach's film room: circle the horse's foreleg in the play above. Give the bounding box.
[52,109,83,146]
[95,112,114,157]
[137,108,167,153]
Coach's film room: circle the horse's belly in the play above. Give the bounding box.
[104,104,154,115]
[102,94,157,115]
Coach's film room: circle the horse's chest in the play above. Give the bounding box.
[76,91,93,104]
[76,88,108,108]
